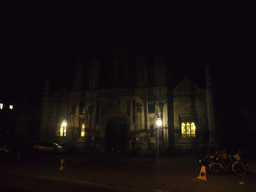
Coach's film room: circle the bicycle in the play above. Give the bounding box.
[208,151,248,176]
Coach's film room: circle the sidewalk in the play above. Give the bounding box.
[1,153,256,192]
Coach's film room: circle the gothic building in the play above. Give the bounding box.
[40,48,215,153]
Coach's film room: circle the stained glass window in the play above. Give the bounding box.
[191,122,196,137]
[60,125,66,137]
[181,123,186,137]
[60,125,63,136]
[81,123,85,137]
[181,122,196,137]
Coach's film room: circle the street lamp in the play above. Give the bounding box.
[156,117,163,127]
[156,116,162,160]
[61,119,67,137]
[62,119,67,127]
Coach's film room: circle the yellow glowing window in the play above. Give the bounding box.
[81,123,85,137]
[64,126,66,136]
[0,103,3,109]
[60,125,63,136]
[186,122,190,136]
[181,122,196,137]
[181,123,186,137]
[60,125,66,137]
[191,122,196,137]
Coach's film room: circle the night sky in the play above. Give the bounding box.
[1,2,255,117]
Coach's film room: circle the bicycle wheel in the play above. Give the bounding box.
[209,162,223,174]
[232,161,247,176]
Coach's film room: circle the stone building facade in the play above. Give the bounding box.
[173,79,211,149]
[40,49,215,153]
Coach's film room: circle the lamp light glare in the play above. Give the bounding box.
[62,120,67,127]
[156,118,162,127]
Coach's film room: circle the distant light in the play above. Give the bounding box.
[0,103,3,109]
[156,117,162,127]
[81,123,85,137]
[9,105,13,109]
[62,119,67,127]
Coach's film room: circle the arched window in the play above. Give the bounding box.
[59,119,67,137]
[191,122,196,137]
[181,122,186,137]
[181,122,196,137]
[81,123,85,137]
[60,125,66,136]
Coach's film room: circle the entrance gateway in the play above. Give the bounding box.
[105,117,128,153]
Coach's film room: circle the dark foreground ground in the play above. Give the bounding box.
[0,151,256,192]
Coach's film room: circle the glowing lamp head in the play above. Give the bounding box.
[62,120,67,127]
[156,117,162,127]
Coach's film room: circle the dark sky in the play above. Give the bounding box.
[1,2,255,113]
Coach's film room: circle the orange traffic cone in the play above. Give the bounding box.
[197,166,207,181]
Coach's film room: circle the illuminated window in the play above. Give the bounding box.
[181,123,186,137]
[81,123,85,137]
[60,125,64,136]
[9,105,13,109]
[186,122,190,136]
[191,122,196,137]
[0,103,3,109]
[60,124,67,137]
[64,126,66,136]
[181,122,196,137]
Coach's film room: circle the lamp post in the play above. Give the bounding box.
[156,116,162,160]
[62,119,67,137]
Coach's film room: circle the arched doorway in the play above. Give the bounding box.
[105,117,128,153]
